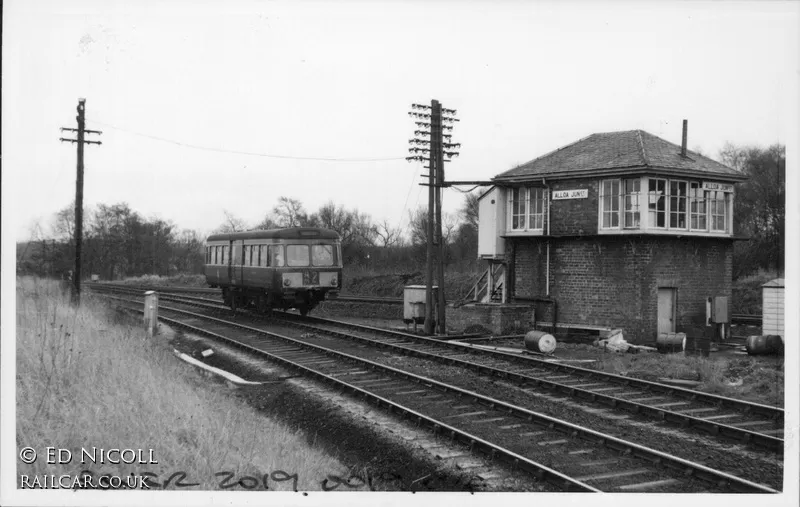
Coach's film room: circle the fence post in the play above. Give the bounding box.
[143,291,159,337]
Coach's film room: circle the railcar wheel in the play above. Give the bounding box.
[256,295,269,314]
[298,305,309,316]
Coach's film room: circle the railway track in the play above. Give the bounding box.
[90,284,784,453]
[101,291,777,493]
[85,283,764,325]
[86,283,404,305]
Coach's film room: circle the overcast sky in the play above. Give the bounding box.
[3,0,798,242]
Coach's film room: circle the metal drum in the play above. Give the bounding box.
[524,330,557,354]
[656,332,686,353]
[746,335,784,355]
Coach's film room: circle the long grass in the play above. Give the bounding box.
[343,265,480,299]
[16,277,348,490]
[117,273,207,287]
[591,349,783,406]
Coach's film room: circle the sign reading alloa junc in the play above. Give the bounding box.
[553,189,588,200]
[702,182,734,192]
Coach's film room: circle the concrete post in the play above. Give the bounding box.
[144,291,159,337]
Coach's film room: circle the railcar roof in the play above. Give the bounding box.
[206,227,340,242]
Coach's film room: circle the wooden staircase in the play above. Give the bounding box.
[458,262,507,306]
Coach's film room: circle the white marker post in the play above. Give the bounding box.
[143,291,159,337]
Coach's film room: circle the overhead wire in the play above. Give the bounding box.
[84,118,406,162]
[395,164,419,233]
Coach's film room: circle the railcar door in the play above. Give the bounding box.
[230,240,245,286]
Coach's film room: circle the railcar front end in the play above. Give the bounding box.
[204,228,342,315]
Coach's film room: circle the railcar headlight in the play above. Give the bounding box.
[283,278,292,287]
[330,277,337,286]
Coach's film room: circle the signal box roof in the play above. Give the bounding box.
[494,130,747,183]
[207,227,340,242]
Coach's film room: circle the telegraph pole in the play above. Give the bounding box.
[432,101,446,334]
[407,101,460,335]
[425,102,438,335]
[60,98,102,303]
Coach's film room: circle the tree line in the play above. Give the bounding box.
[17,194,482,280]
[720,143,785,278]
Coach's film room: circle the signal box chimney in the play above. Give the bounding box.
[681,119,688,157]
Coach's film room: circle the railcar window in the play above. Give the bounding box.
[260,245,268,267]
[270,245,284,267]
[221,246,228,265]
[287,245,310,267]
[312,245,334,266]
[244,245,250,266]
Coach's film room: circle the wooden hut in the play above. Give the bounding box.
[762,278,784,339]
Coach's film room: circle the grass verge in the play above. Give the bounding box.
[116,273,208,287]
[588,348,784,406]
[16,276,348,490]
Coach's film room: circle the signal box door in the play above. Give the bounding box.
[657,288,676,335]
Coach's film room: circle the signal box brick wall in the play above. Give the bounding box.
[448,303,533,335]
[512,236,733,343]
[548,179,599,236]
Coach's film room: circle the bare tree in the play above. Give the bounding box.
[254,214,279,230]
[375,219,403,247]
[459,190,482,231]
[407,206,429,247]
[273,197,309,228]
[214,210,248,234]
[720,143,785,276]
[52,202,77,242]
[442,212,458,244]
[310,201,355,241]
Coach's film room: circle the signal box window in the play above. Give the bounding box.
[287,245,310,267]
[601,179,621,228]
[312,245,334,266]
[690,183,707,230]
[623,179,641,228]
[709,191,727,231]
[510,187,526,230]
[669,181,688,229]
[648,179,667,228]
